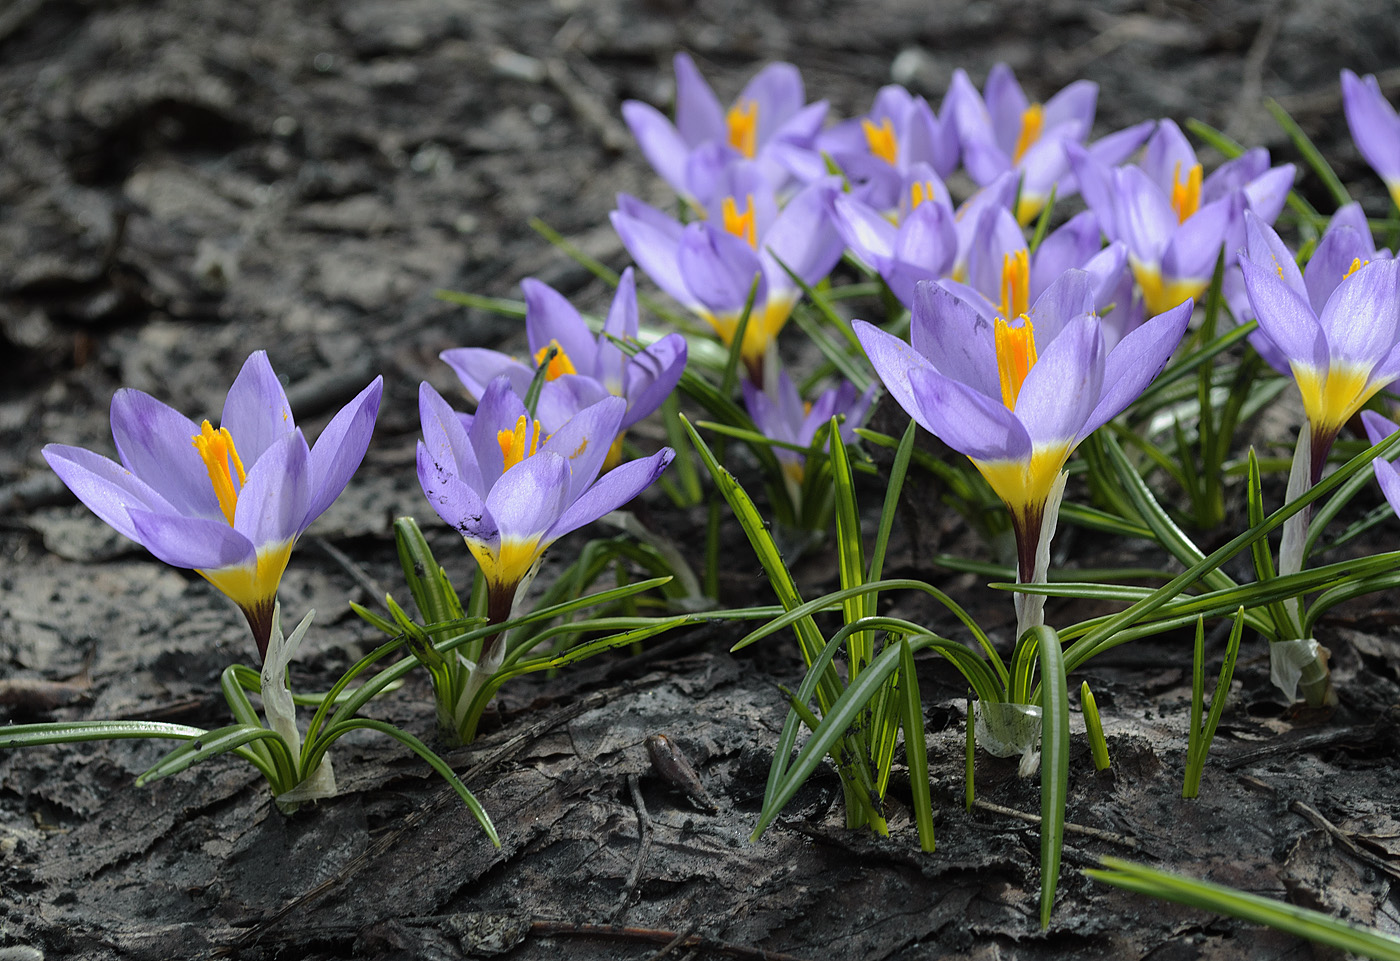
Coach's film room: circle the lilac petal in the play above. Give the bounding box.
[1327,202,1374,244]
[1013,314,1103,446]
[908,281,999,399]
[419,381,484,495]
[603,267,640,341]
[539,394,626,504]
[1243,164,1295,227]
[1372,457,1400,518]
[536,374,611,433]
[550,448,675,540]
[1115,166,1177,264]
[42,443,180,543]
[467,376,527,488]
[1082,242,1129,310]
[740,62,805,144]
[1367,340,1400,392]
[905,96,959,178]
[1305,226,1371,314]
[1244,211,1305,295]
[621,100,691,198]
[1043,80,1097,135]
[1362,409,1399,447]
[1066,143,1113,236]
[486,451,572,544]
[983,64,1027,150]
[620,333,687,430]
[1342,69,1400,184]
[110,388,220,519]
[304,375,382,525]
[1082,299,1192,438]
[235,430,311,548]
[678,223,766,313]
[1238,257,1327,372]
[1142,119,1197,194]
[761,178,845,288]
[1025,268,1095,347]
[832,192,897,265]
[1204,149,1270,201]
[440,347,535,400]
[416,439,495,541]
[906,365,1031,462]
[673,52,725,146]
[1161,195,1234,282]
[890,201,956,296]
[127,509,254,571]
[966,206,1027,304]
[220,351,295,466]
[1318,258,1400,368]
[1084,120,1155,170]
[610,201,697,309]
[1031,211,1103,299]
[853,319,938,429]
[522,278,598,373]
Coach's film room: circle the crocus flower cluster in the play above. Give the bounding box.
[742,371,875,488]
[43,352,383,660]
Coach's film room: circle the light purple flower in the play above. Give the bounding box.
[621,53,827,208]
[854,271,1190,578]
[1341,69,1400,211]
[417,377,674,622]
[42,352,383,659]
[611,165,844,384]
[1362,410,1400,514]
[818,85,959,212]
[742,371,876,485]
[441,269,687,467]
[945,64,1152,225]
[1240,211,1400,478]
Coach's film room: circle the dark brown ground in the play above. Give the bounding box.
[3,1,1400,958]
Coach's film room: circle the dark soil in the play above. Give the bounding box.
[3,1,1400,959]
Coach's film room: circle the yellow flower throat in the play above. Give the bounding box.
[1171,161,1202,223]
[497,415,544,471]
[726,99,758,159]
[533,340,576,381]
[862,117,898,166]
[722,194,757,248]
[993,250,1036,409]
[1012,103,1043,165]
[192,421,247,526]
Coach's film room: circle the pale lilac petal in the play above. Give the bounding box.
[1043,80,1096,134]
[1342,69,1400,184]
[741,62,805,144]
[1362,409,1398,447]
[42,443,180,543]
[832,192,897,264]
[678,223,765,313]
[611,199,698,309]
[1026,268,1095,346]
[110,388,220,518]
[235,430,311,548]
[522,278,598,372]
[304,375,382,524]
[907,366,1031,462]
[419,381,484,495]
[760,178,845,288]
[486,452,572,544]
[1031,211,1103,299]
[966,206,1027,305]
[1204,149,1270,201]
[441,347,534,400]
[1243,164,1294,227]
[1372,458,1400,518]
[1239,256,1327,372]
[127,509,253,571]
[622,100,691,198]
[536,375,611,434]
[467,377,526,488]
[1082,299,1192,438]
[673,52,725,146]
[1142,119,1197,194]
[908,281,999,399]
[550,448,675,540]
[983,64,1027,150]
[1161,195,1235,282]
[853,319,938,429]
[1115,166,1178,264]
[1084,120,1155,170]
[1244,211,1306,296]
[220,351,295,465]
[619,333,687,430]
[539,394,626,504]
[1305,226,1371,314]
[416,439,495,542]
[1014,314,1103,445]
[1318,258,1400,368]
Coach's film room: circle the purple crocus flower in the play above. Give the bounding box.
[1070,119,1294,317]
[1341,69,1400,211]
[42,352,383,659]
[611,165,844,384]
[818,85,959,213]
[417,377,674,623]
[1239,211,1400,479]
[742,370,876,486]
[945,64,1153,224]
[441,269,687,468]
[854,271,1191,582]
[622,53,827,208]
[1361,410,1400,514]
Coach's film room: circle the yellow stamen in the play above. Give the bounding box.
[997,249,1031,323]
[1170,161,1202,223]
[862,117,899,166]
[994,316,1038,410]
[726,99,758,158]
[191,420,247,527]
[1342,257,1367,281]
[1012,103,1043,165]
[910,181,929,210]
[532,340,577,381]
[497,414,543,472]
[721,194,758,248]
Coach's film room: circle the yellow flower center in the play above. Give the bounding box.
[726,99,758,158]
[1342,256,1367,281]
[1012,103,1043,165]
[996,249,1031,323]
[862,116,899,166]
[191,420,247,526]
[532,340,577,381]
[497,414,544,471]
[1170,161,1202,223]
[993,251,1036,409]
[722,194,758,248]
[910,181,934,210]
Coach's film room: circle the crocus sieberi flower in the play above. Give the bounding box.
[1070,119,1294,317]
[819,85,959,213]
[612,164,844,384]
[417,377,674,626]
[1362,410,1400,515]
[42,351,383,660]
[946,64,1153,225]
[854,270,1191,616]
[1341,69,1400,211]
[1239,211,1400,480]
[622,53,827,208]
[441,269,687,468]
[742,370,876,488]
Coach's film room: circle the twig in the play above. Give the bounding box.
[529,921,817,961]
[545,57,631,152]
[610,774,654,925]
[313,536,386,603]
[971,798,1141,849]
[1224,4,1284,143]
[643,921,699,961]
[1289,800,1400,884]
